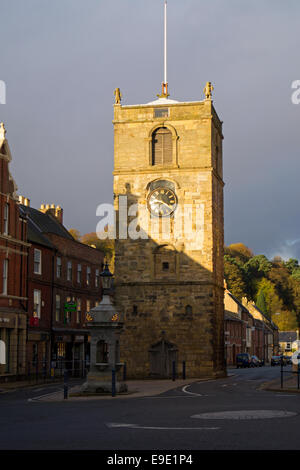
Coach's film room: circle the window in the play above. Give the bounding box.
[2,259,8,294]
[65,296,72,324]
[56,257,62,278]
[33,289,41,318]
[77,264,82,283]
[162,262,169,271]
[67,261,72,281]
[57,342,65,358]
[76,298,81,324]
[95,269,100,288]
[34,249,42,274]
[133,305,138,316]
[87,267,91,286]
[152,127,172,165]
[55,294,61,322]
[3,203,9,235]
[286,343,291,350]
[154,108,169,118]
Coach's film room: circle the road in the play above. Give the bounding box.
[0,365,299,450]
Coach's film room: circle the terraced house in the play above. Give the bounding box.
[0,123,29,380]
[19,202,104,375]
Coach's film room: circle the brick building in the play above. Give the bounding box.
[0,123,29,380]
[19,202,104,374]
[224,289,277,365]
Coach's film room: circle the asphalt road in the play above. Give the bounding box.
[0,365,299,451]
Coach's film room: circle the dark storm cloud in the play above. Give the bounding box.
[1,0,300,259]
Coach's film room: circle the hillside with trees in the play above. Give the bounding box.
[224,243,300,331]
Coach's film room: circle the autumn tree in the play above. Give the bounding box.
[224,255,247,300]
[69,228,81,241]
[81,231,115,266]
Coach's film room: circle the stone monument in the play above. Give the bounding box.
[81,263,127,394]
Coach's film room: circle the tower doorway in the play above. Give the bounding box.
[149,339,178,378]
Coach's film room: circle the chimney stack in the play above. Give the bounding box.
[18,195,30,207]
[40,203,63,224]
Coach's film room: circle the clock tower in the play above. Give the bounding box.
[113,86,225,379]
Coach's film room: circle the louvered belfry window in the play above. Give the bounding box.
[152,127,172,165]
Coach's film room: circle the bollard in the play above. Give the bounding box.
[182,361,186,380]
[63,370,68,400]
[112,369,116,397]
[123,362,127,382]
[280,358,283,389]
[172,361,176,381]
[28,362,31,383]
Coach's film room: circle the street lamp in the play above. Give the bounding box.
[100,261,113,295]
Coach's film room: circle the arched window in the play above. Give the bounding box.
[152,127,172,165]
[96,340,108,363]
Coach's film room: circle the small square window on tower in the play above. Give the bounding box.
[154,108,169,118]
[162,262,169,271]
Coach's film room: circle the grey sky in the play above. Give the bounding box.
[1,0,300,260]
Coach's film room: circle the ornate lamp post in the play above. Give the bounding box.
[81,262,127,394]
[100,261,113,295]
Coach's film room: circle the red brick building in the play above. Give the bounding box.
[224,289,277,366]
[0,123,29,380]
[19,203,104,375]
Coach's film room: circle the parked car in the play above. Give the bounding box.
[251,355,264,367]
[236,353,251,368]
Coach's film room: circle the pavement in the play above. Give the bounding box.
[32,377,215,401]
[260,369,300,393]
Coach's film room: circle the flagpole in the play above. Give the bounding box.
[164,0,167,86]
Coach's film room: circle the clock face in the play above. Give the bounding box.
[147,187,177,217]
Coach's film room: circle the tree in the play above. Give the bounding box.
[69,228,81,241]
[225,243,253,263]
[224,255,247,300]
[81,231,115,265]
[285,258,299,274]
[244,255,272,278]
[256,289,268,317]
[268,266,294,311]
[271,311,298,331]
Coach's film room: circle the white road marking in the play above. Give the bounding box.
[182,385,202,396]
[106,423,220,430]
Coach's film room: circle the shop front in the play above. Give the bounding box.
[52,329,90,377]
[0,311,27,381]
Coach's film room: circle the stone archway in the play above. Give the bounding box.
[149,339,178,378]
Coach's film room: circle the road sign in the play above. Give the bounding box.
[64,302,77,312]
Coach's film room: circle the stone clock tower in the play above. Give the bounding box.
[113,85,225,379]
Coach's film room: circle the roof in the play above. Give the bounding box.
[279,331,298,343]
[227,291,249,314]
[225,311,243,322]
[19,205,73,240]
[26,218,54,249]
